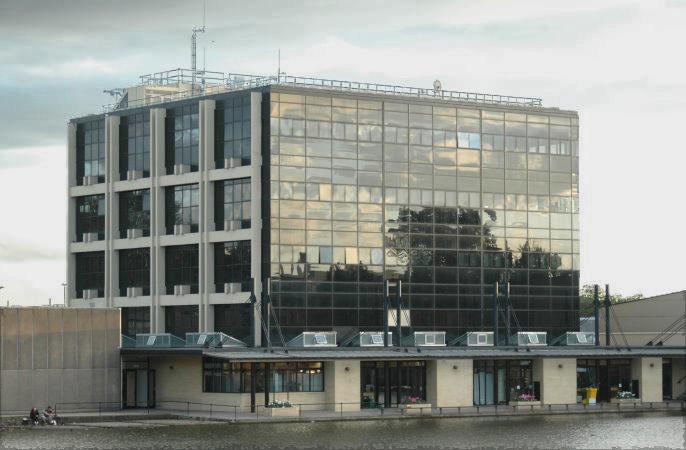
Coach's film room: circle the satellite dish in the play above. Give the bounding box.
[433,79,442,92]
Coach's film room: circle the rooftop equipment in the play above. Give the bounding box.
[550,331,595,346]
[121,335,137,348]
[341,331,394,347]
[185,332,247,348]
[135,333,186,348]
[402,331,447,347]
[287,331,337,348]
[513,331,547,347]
[450,331,494,347]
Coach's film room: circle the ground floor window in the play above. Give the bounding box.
[577,359,634,402]
[360,361,426,407]
[473,359,536,405]
[202,359,324,393]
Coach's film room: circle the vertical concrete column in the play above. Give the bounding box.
[150,108,166,333]
[632,357,662,402]
[105,115,120,306]
[426,359,473,407]
[66,123,77,305]
[324,360,360,411]
[250,91,263,346]
[199,99,215,332]
[538,358,576,405]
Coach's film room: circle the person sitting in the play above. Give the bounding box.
[29,407,40,425]
[43,405,56,425]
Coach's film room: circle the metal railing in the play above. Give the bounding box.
[101,70,543,114]
[150,399,685,422]
[4,399,682,422]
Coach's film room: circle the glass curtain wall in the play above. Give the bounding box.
[214,304,252,343]
[214,241,251,292]
[75,251,105,298]
[165,305,198,338]
[214,178,251,231]
[215,95,251,168]
[165,104,199,173]
[268,91,579,341]
[119,248,150,296]
[164,245,199,294]
[75,194,105,241]
[119,189,150,238]
[119,112,150,179]
[165,184,199,234]
[76,119,106,184]
[121,307,150,336]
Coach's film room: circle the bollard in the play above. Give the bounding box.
[99,402,102,416]
[210,403,213,418]
[340,402,343,418]
[186,401,190,416]
[234,405,237,422]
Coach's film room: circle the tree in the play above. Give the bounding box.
[579,284,644,316]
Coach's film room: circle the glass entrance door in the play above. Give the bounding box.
[123,369,155,408]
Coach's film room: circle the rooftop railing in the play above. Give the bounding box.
[101,70,543,113]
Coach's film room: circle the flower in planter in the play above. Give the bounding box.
[615,391,636,399]
[267,400,293,408]
[403,396,422,404]
[516,393,537,402]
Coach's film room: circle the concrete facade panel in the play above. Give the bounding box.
[1,308,18,370]
[91,309,107,369]
[539,358,576,405]
[633,357,662,402]
[47,309,64,368]
[324,360,361,411]
[62,310,78,369]
[427,359,473,407]
[18,309,33,369]
[76,309,93,369]
[32,308,48,369]
[0,307,120,414]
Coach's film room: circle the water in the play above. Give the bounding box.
[1,412,684,449]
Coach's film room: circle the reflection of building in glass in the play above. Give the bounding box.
[66,69,579,343]
[269,93,579,341]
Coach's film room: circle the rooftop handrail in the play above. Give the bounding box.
[99,69,543,114]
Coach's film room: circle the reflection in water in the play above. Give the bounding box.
[2,412,684,450]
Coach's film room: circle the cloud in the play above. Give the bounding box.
[1,0,685,303]
[0,241,63,262]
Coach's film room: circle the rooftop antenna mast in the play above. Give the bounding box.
[191,0,206,87]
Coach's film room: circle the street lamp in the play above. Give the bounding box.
[0,286,6,307]
[61,283,67,305]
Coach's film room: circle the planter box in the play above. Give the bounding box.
[611,398,640,404]
[263,406,299,418]
[509,400,541,408]
[401,403,432,415]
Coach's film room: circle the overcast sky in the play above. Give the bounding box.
[1,0,685,306]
